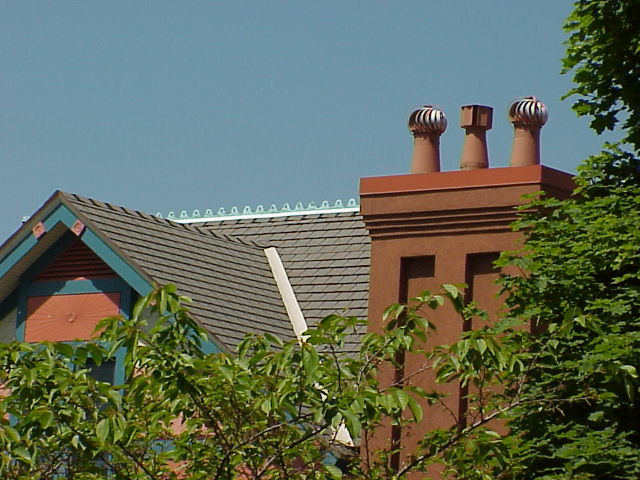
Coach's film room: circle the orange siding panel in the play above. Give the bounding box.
[25,292,120,342]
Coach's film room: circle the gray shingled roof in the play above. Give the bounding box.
[59,192,294,350]
[194,212,370,352]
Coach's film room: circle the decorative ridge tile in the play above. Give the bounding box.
[158,198,360,223]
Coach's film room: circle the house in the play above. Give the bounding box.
[0,190,370,377]
[0,97,574,469]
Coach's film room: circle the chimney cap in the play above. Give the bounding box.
[460,104,493,130]
[408,105,447,136]
[509,96,548,127]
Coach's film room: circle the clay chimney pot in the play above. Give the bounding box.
[459,105,493,170]
[460,105,493,130]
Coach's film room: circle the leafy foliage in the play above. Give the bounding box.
[562,0,640,151]
[3,5,640,477]
[0,284,524,480]
[488,148,640,479]
[4,149,638,478]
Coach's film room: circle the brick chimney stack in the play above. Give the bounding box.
[408,106,447,174]
[459,104,493,170]
[360,96,573,472]
[509,97,548,167]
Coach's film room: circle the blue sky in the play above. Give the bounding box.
[1,2,609,241]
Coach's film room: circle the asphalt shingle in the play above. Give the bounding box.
[199,211,370,353]
[59,192,294,351]
[41,192,372,354]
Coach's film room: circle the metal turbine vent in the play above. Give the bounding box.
[408,105,447,135]
[508,96,548,127]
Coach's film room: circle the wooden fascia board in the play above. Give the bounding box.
[0,190,63,262]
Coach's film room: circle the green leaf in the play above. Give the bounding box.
[392,389,410,409]
[36,409,54,428]
[407,396,423,423]
[159,287,168,314]
[96,418,110,445]
[13,446,32,465]
[588,411,604,422]
[1,424,20,443]
[619,364,637,378]
[325,464,343,479]
[442,284,461,299]
[476,338,487,355]
[342,410,361,439]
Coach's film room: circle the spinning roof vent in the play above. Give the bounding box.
[508,96,548,167]
[407,105,447,173]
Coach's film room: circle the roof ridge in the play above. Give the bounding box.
[157,198,360,224]
[57,191,267,250]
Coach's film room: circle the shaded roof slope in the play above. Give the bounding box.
[193,211,370,352]
[60,192,294,350]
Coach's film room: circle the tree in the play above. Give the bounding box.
[2,3,639,478]
[562,0,640,152]
[0,283,526,480]
[484,148,640,479]
[476,0,640,475]
[2,178,636,478]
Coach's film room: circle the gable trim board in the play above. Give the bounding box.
[0,199,152,298]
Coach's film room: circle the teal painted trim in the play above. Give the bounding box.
[16,289,27,342]
[19,232,76,284]
[0,203,152,298]
[113,288,133,384]
[46,204,77,229]
[0,232,38,278]
[26,278,128,297]
[0,289,18,320]
[113,347,127,385]
[0,204,75,277]
[54,204,152,296]
[119,287,132,318]
[201,336,222,354]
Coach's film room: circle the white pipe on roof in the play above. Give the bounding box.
[264,246,354,447]
[264,246,308,343]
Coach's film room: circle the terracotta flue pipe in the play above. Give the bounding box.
[408,106,447,173]
[459,105,493,170]
[508,97,548,167]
